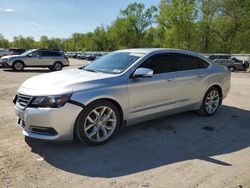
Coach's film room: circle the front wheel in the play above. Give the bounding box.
[198,87,221,116]
[13,61,24,71]
[228,66,235,72]
[75,100,121,146]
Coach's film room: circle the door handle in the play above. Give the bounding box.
[165,76,174,81]
[197,74,205,78]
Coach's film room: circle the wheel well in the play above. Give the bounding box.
[73,98,124,140]
[13,60,25,66]
[209,85,223,104]
[54,61,63,65]
[93,98,124,122]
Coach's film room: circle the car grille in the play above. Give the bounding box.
[16,94,33,110]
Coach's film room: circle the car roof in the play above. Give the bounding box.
[117,48,201,56]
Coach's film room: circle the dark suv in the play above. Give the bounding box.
[9,48,26,55]
[209,54,249,71]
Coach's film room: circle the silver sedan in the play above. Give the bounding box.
[14,48,231,145]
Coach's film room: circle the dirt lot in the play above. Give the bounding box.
[0,59,250,188]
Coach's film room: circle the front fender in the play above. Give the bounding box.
[71,85,129,120]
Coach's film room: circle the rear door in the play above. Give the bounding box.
[40,51,54,66]
[173,53,210,107]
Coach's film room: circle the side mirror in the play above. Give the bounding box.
[132,68,153,78]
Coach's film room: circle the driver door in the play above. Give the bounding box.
[127,54,178,120]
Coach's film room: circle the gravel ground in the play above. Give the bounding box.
[0,59,250,188]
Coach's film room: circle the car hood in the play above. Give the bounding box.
[1,55,23,59]
[18,69,117,96]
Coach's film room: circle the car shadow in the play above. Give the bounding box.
[3,69,51,73]
[25,105,250,178]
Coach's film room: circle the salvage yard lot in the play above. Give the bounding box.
[0,59,250,188]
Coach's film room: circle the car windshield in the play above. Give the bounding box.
[231,57,240,62]
[83,51,144,74]
[21,49,36,56]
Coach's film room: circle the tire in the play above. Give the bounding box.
[198,87,221,116]
[228,66,235,72]
[12,61,24,71]
[75,100,121,146]
[52,62,63,71]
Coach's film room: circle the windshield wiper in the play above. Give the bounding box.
[83,68,101,73]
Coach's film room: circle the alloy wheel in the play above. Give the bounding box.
[84,106,117,142]
[205,90,220,114]
[14,62,24,71]
[54,62,62,71]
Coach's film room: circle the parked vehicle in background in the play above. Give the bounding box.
[0,49,69,71]
[209,54,249,71]
[231,57,249,70]
[213,59,249,71]
[208,54,231,61]
[95,53,103,60]
[8,48,26,55]
[86,52,102,61]
[65,52,76,58]
[77,52,87,59]
[0,49,8,57]
[0,48,26,57]
[13,48,230,145]
[85,53,95,61]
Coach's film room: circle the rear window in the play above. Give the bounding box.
[209,55,230,60]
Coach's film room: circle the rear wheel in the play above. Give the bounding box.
[52,62,63,71]
[13,61,24,71]
[198,87,221,116]
[75,100,121,146]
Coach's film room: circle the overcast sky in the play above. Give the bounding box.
[0,0,160,41]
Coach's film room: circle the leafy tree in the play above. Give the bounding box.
[110,3,157,48]
[211,0,250,53]
[158,0,198,50]
[0,34,10,48]
[197,0,219,52]
[0,1,249,53]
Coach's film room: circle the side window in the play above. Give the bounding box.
[174,54,209,71]
[29,50,40,57]
[41,51,61,56]
[40,51,52,57]
[51,52,61,56]
[139,54,176,74]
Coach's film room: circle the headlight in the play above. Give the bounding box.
[29,93,72,108]
[0,58,8,62]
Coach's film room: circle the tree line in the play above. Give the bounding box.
[0,0,249,53]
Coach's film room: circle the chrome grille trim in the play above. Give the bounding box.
[16,94,33,110]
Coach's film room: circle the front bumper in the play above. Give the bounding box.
[0,62,11,67]
[15,103,82,141]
